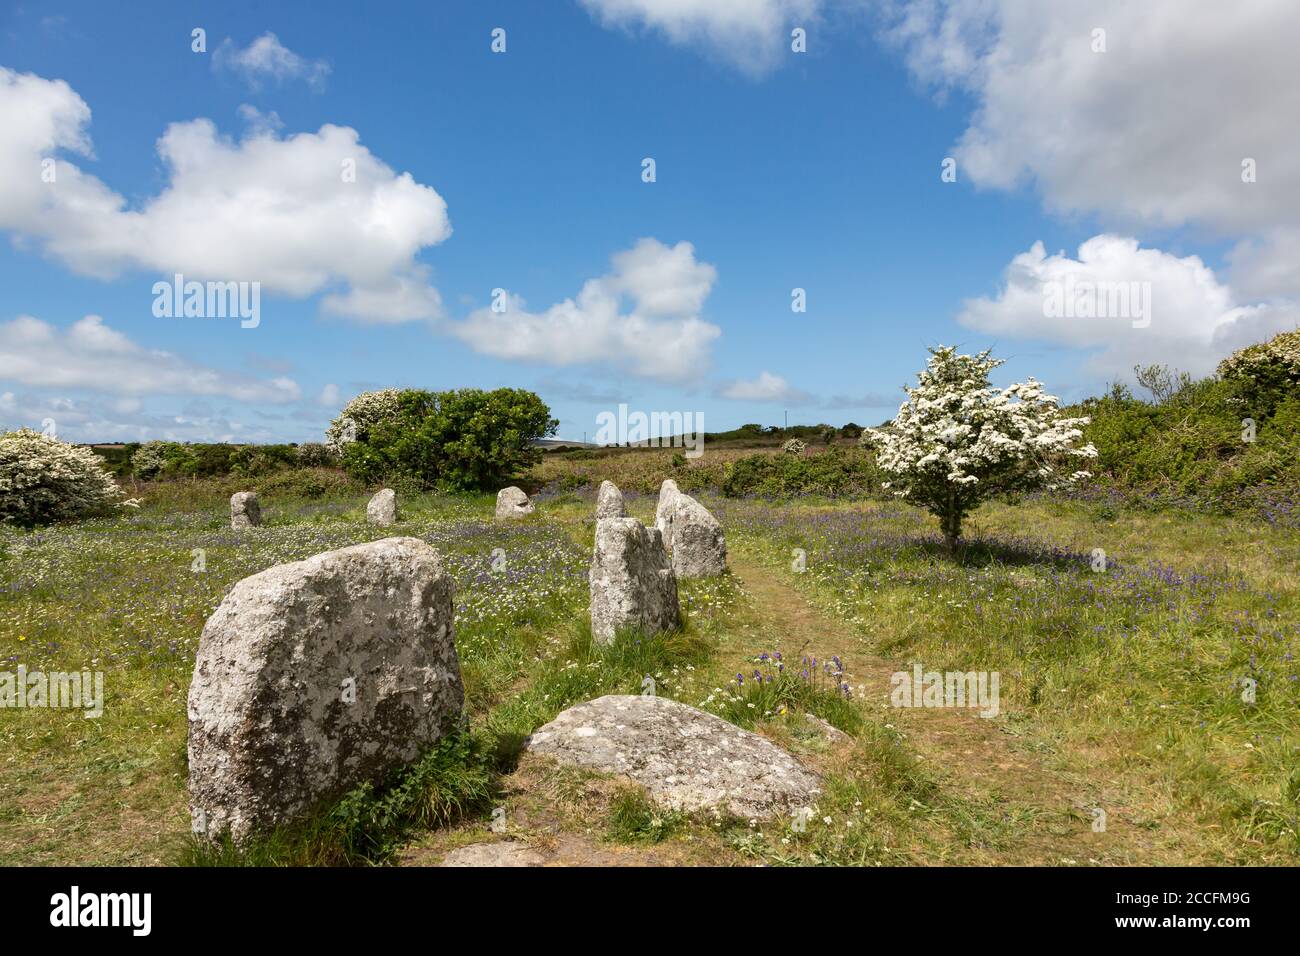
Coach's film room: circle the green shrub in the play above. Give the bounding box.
[333,387,557,491]
[1217,328,1300,420]
[255,467,362,500]
[722,446,879,499]
[295,442,338,468]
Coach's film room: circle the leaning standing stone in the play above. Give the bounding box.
[589,517,680,644]
[654,479,679,543]
[666,492,727,578]
[496,486,534,520]
[595,480,625,520]
[187,536,464,844]
[367,488,397,526]
[230,491,261,530]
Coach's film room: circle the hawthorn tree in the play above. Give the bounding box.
[862,347,1096,555]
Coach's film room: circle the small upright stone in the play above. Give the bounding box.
[595,480,625,520]
[367,488,397,526]
[654,479,679,543]
[230,491,261,530]
[666,492,727,578]
[589,517,680,644]
[187,537,464,844]
[496,486,534,520]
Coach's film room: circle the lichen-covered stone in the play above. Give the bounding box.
[230,491,261,530]
[367,488,396,526]
[666,492,727,578]
[653,479,679,543]
[495,486,534,519]
[595,480,625,520]
[589,517,679,644]
[187,537,463,843]
[527,695,820,819]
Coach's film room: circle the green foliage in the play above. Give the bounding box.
[336,387,557,491]
[1078,368,1300,509]
[722,446,879,499]
[1217,328,1300,420]
[254,467,363,501]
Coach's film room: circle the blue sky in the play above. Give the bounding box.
[1,1,1296,443]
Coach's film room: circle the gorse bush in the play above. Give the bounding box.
[722,446,878,499]
[129,441,299,479]
[1077,365,1300,511]
[330,387,557,491]
[0,429,130,526]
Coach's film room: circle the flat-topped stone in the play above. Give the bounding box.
[527,695,820,819]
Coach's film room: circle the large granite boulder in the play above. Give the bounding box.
[496,486,534,520]
[230,491,261,530]
[589,517,679,644]
[527,695,821,819]
[595,480,625,520]
[187,537,464,843]
[366,488,397,526]
[666,493,727,577]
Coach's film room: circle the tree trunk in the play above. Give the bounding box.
[942,492,962,557]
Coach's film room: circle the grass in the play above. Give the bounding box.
[3,465,1297,865]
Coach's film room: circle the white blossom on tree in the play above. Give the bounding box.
[325,388,403,453]
[862,347,1096,553]
[0,429,134,526]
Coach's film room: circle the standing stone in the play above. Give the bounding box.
[230,491,261,530]
[187,537,464,844]
[367,488,397,526]
[589,517,680,644]
[595,480,625,520]
[666,492,727,578]
[496,486,534,520]
[654,479,679,543]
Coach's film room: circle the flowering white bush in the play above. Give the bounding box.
[131,440,168,479]
[862,347,1096,553]
[325,388,403,453]
[0,429,130,526]
[782,438,807,455]
[295,442,338,467]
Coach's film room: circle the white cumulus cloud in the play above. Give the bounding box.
[0,314,302,404]
[452,238,721,382]
[0,67,450,323]
[957,235,1298,379]
[213,32,330,91]
[580,0,821,75]
[717,370,810,403]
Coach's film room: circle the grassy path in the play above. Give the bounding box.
[727,549,1164,865]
